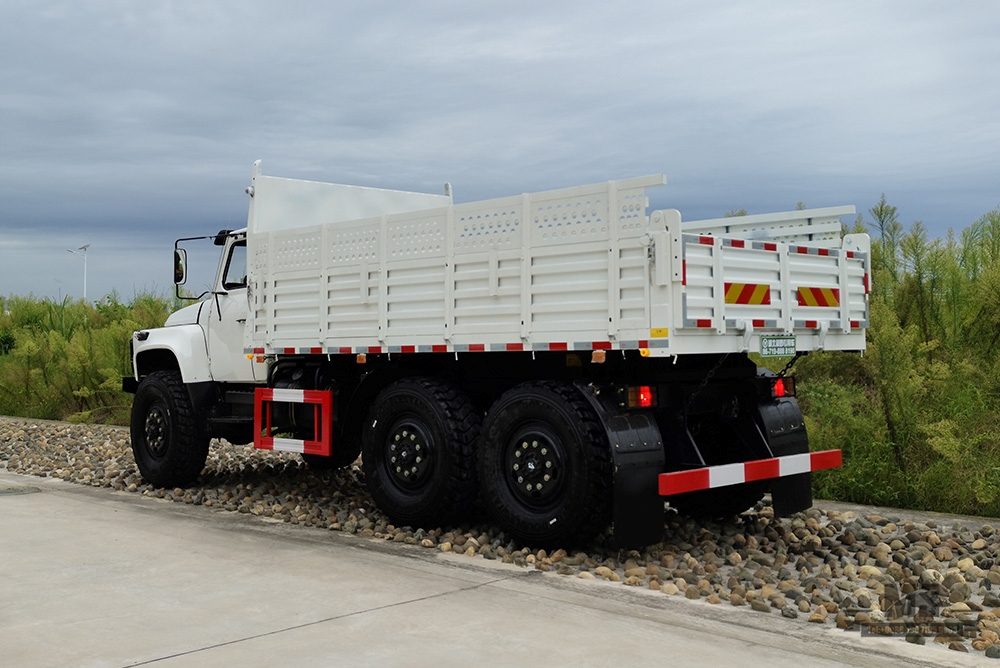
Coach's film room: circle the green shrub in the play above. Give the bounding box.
[0,292,172,424]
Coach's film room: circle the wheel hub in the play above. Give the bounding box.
[144,406,169,457]
[387,424,431,488]
[506,432,562,505]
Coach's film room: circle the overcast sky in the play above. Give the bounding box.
[2,1,999,301]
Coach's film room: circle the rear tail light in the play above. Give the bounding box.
[627,385,657,408]
[772,376,795,398]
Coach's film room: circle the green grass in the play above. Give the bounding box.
[0,292,174,424]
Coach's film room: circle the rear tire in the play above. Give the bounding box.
[478,382,612,547]
[130,370,210,488]
[361,378,480,527]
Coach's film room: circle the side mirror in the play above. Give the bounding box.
[174,248,188,285]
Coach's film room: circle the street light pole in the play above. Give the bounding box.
[67,244,91,301]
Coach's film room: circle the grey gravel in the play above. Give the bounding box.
[3,415,1000,657]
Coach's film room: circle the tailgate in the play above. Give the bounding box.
[666,227,870,354]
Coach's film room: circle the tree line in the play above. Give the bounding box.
[801,197,1000,516]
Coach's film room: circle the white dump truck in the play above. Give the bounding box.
[124,161,868,547]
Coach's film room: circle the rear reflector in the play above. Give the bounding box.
[659,449,842,496]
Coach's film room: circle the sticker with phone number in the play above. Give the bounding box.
[760,335,796,357]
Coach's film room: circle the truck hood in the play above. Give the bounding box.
[164,302,204,327]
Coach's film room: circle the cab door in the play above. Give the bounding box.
[206,238,265,382]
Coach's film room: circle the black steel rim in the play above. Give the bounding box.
[503,423,565,507]
[144,404,170,459]
[385,418,434,489]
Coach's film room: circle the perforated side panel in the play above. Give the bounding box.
[249,176,665,350]
[457,206,522,252]
[272,233,321,272]
[328,226,377,263]
[387,215,445,259]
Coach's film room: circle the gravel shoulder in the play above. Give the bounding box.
[3,416,1000,663]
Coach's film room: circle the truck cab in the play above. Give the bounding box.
[126,229,265,463]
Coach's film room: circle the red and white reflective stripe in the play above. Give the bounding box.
[658,449,842,496]
[253,388,332,456]
[245,338,669,356]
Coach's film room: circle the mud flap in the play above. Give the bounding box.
[605,412,666,548]
[574,384,666,548]
[758,397,811,517]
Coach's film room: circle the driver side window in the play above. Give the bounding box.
[222,241,247,290]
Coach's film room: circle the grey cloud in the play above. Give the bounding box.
[2,1,999,300]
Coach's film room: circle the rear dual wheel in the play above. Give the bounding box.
[361,378,480,528]
[361,378,613,546]
[478,382,612,547]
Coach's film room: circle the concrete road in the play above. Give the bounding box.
[0,470,978,668]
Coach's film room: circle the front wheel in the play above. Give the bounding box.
[130,370,210,488]
[478,382,612,547]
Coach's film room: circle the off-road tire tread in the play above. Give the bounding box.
[130,370,209,488]
[361,377,480,527]
[479,381,612,547]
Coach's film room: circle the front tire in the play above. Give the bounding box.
[130,370,210,488]
[478,382,612,547]
[361,378,480,528]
